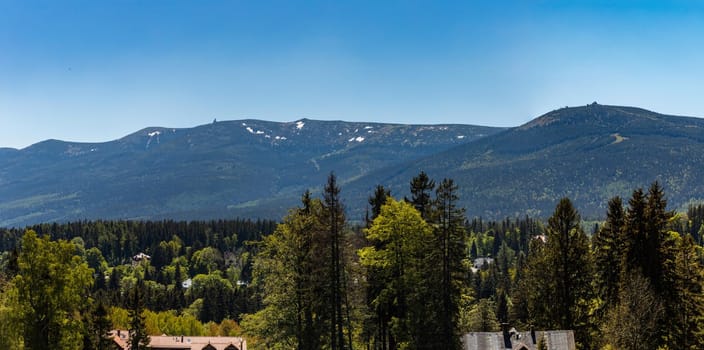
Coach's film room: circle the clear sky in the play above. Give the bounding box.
[2,0,703,149]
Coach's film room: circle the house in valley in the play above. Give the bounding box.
[462,325,575,350]
[111,330,247,350]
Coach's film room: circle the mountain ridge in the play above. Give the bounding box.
[342,103,704,219]
[2,104,704,227]
[0,118,501,227]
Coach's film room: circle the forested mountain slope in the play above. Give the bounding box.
[0,119,500,227]
[349,103,704,218]
[2,103,704,226]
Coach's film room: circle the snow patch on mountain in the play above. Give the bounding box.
[146,130,161,148]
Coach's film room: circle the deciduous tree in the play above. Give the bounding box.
[14,230,93,350]
[359,198,434,349]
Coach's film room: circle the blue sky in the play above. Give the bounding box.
[2,0,703,149]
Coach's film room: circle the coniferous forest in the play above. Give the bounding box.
[1,172,704,350]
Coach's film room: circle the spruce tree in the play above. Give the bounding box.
[466,299,500,332]
[430,178,468,350]
[592,196,625,314]
[603,183,704,349]
[84,301,113,350]
[622,188,647,277]
[527,198,593,347]
[128,280,150,350]
[323,173,350,350]
[367,185,391,227]
[172,263,186,311]
[240,192,327,349]
[509,251,529,327]
[407,171,435,220]
[643,182,670,292]
[495,242,513,324]
[364,185,392,349]
[668,234,704,349]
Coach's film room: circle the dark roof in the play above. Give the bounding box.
[462,330,575,350]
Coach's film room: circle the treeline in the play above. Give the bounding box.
[2,173,704,350]
[241,174,704,350]
[0,218,275,349]
[1,218,276,265]
[241,173,472,349]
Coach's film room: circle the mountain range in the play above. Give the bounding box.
[2,103,704,227]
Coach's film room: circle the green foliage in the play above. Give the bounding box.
[592,196,625,315]
[6,174,704,350]
[128,280,150,350]
[359,198,434,349]
[191,247,224,275]
[14,230,94,349]
[110,305,240,337]
[0,280,22,349]
[109,306,130,330]
[408,171,435,220]
[83,301,114,350]
[525,198,593,347]
[242,190,342,350]
[591,183,704,349]
[428,178,469,349]
[143,309,208,336]
[601,273,663,350]
[188,273,233,323]
[666,234,704,349]
[465,299,500,332]
[367,184,391,226]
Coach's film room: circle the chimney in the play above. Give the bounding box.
[501,323,512,349]
[530,325,536,344]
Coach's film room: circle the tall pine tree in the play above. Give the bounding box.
[364,185,393,350]
[323,173,352,350]
[668,234,704,349]
[241,192,328,349]
[622,188,647,278]
[367,185,391,227]
[429,178,468,350]
[407,171,435,220]
[128,280,150,350]
[526,198,593,348]
[592,196,625,315]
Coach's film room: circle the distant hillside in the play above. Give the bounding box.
[347,103,704,219]
[0,119,501,227]
[3,104,704,227]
